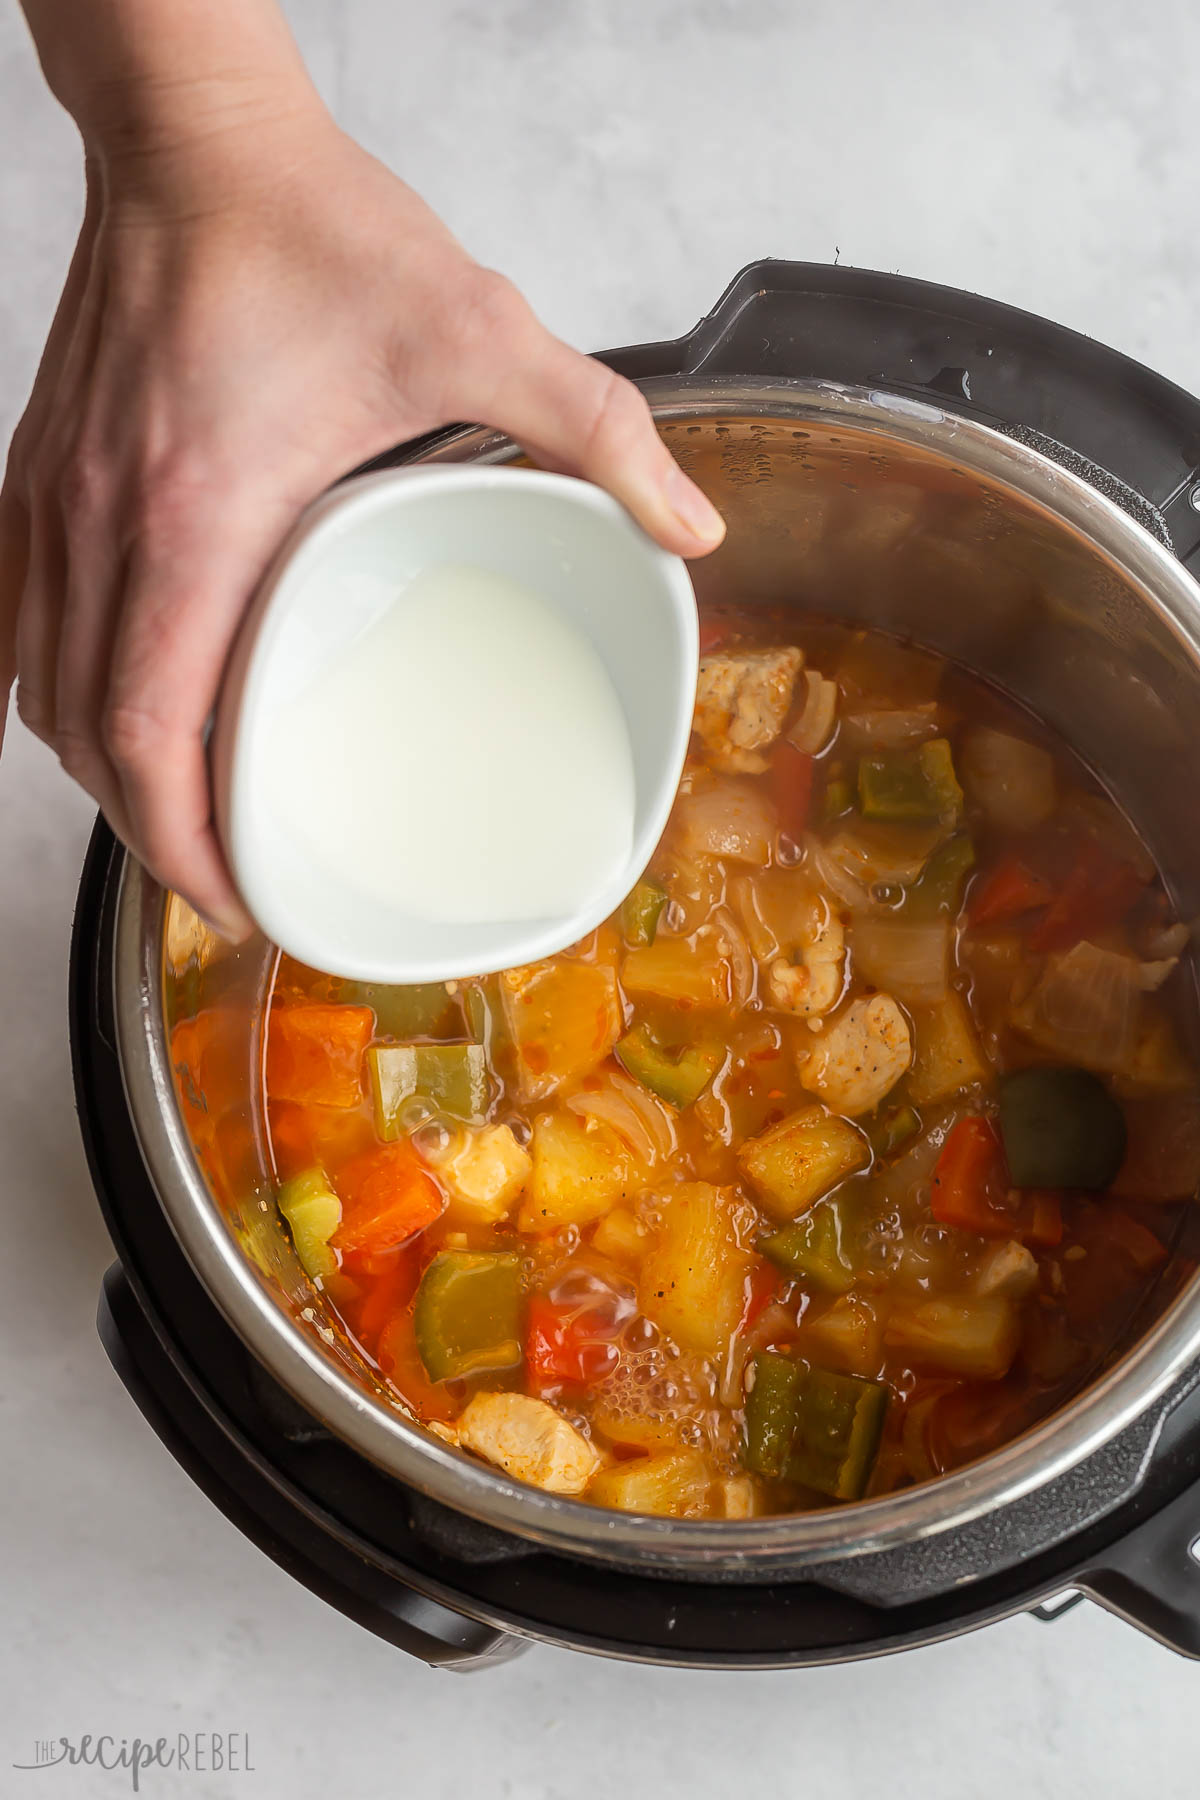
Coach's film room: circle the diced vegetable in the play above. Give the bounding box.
[638,1182,751,1356]
[902,833,975,917]
[906,992,990,1105]
[500,958,622,1102]
[591,1206,647,1266]
[743,1352,888,1500]
[586,1448,713,1517]
[341,980,456,1040]
[769,740,816,839]
[1030,843,1144,953]
[675,777,776,864]
[332,1141,445,1256]
[974,1239,1039,1299]
[760,1202,853,1293]
[1012,943,1144,1075]
[277,1169,342,1280]
[821,775,854,824]
[615,1023,721,1109]
[519,1111,632,1232]
[960,727,1056,832]
[565,1071,676,1173]
[801,1296,884,1378]
[621,933,731,1008]
[266,1003,374,1109]
[713,1475,762,1518]
[821,818,946,891]
[841,702,938,752]
[368,1042,488,1135]
[998,1065,1127,1189]
[849,915,950,1005]
[620,879,668,947]
[739,1105,870,1220]
[730,870,829,964]
[929,1116,1065,1245]
[865,1103,921,1160]
[886,1297,1020,1380]
[423,1123,531,1225]
[968,854,1054,926]
[525,1295,620,1387]
[857,739,961,825]
[413,1250,523,1382]
[788,670,839,754]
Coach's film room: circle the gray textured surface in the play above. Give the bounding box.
[4,1,1200,1795]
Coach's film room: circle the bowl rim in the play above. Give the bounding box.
[119,377,1200,1570]
[213,462,699,983]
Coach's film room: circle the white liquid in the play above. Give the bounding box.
[259,564,635,926]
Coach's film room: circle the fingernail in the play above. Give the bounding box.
[665,466,726,548]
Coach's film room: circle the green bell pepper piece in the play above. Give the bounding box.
[820,776,854,826]
[615,1024,720,1109]
[786,1365,890,1501]
[743,1350,806,1480]
[857,739,962,826]
[760,1204,854,1294]
[340,980,457,1039]
[368,1042,488,1135]
[998,1065,1127,1189]
[743,1353,888,1499]
[620,879,668,947]
[902,833,975,917]
[414,1250,524,1382]
[865,1102,922,1161]
[277,1169,342,1280]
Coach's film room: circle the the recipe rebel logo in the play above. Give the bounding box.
[13,1733,255,1790]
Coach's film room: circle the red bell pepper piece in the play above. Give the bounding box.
[769,740,816,840]
[741,1260,783,1331]
[332,1140,445,1256]
[968,855,1055,927]
[1030,844,1144,953]
[932,1120,1065,1245]
[525,1296,619,1387]
[266,1003,374,1109]
[352,1247,423,1348]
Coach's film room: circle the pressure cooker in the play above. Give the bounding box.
[72,259,1200,1668]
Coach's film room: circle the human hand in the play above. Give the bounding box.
[0,95,724,939]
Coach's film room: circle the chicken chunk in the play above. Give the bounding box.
[798,994,912,1116]
[974,1239,1039,1300]
[694,646,803,773]
[429,1124,531,1225]
[455,1392,601,1495]
[767,893,845,1018]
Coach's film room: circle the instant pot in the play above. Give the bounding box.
[72,260,1200,1668]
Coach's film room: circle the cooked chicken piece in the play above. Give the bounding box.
[694,646,803,773]
[798,994,912,1116]
[974,1239,1039,1300]
[428,1123,531,1225]
[767,893,845,1018]
[455,1392,601,1495]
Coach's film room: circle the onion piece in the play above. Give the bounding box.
[788,670,839,754]
[849,914,950,1005]
[823,819,945,889]
[1012,940,1144,1073]
[841,702,939,752]
[567,1071,677,1165]
[803,832,875,913]
[712,904,755,1006]
[960,727,1056,832]
[674,778,775,866]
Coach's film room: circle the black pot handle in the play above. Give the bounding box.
[1076,1479,1200,1658]
[97,1264,524,1671]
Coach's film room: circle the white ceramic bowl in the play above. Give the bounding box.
[211,465,699,982]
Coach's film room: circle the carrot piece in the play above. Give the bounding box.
[332,1141,445,1256]
[931,1118,1011,1235]
[375,1309,461,1421]
[1030,845,1143,953]
[968,856,1054,927]
[769,740,815,840]
[266,1003,374,1109]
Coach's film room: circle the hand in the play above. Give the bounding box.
[0,102,724,939]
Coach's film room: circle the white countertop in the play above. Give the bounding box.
[2,2,1198,1793]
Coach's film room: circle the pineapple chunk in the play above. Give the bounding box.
[518,1111,632,1232]
[738,1105,869,1221]
[906,991,990,1106]
[591,1205,647,1267]
[434,1124,531,1226]
[587,1448,713,1517]
[713,1474,762,1519]
[621,933,732,1008]
[589,1403,684,1454]
[886,1297,1019,1380]
[801,1294,884,1377]
[638,1182,751,1356]
[500,958,622,1102]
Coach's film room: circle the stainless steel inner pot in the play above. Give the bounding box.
[113,379,1200,1574]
